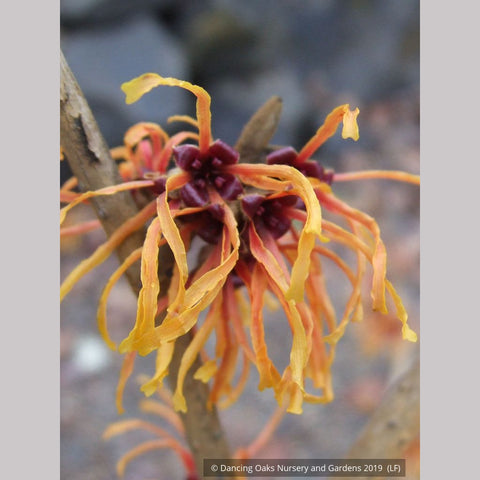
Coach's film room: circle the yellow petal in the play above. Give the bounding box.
[305,251,337,332]
[297,104,359,163]
[60,180,154,225]
[371,239,388,313]
[138,219,162,329]
[248,264,279,390]
[219,351,250,409]
[316,190,387,313]
[386,280,418,342]
[115,352,136,415]
[118,218,162,353]
[331,219,367,339]
[341,107,360,141]
[60,200,157,301]
[154,131,199,173]
[266,278,308,391]
[102,419,171,441]
[303,387,334,405]
[157,186,188,315]
[139,399,185,435]
[134,203,240,353]
[167,114,199,129]
[172,295,223,412]
[225,279,256,363]
[194,359,218,383]
[275,372,304,415]
[286,231,315,302]
[97,247,143,351]
[208,320,239,408]
[287,383,304,415]
[123,122,169,148]
[248,224,290,294]
[286,301,308,388]
[121,73,212,153]
[228,163,323,302]
[115,439,181,477]
[140,341,176,396]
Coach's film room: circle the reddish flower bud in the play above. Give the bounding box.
[173,144,200,171]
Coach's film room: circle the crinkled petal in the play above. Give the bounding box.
[219,351,250,409]
[156,132,199,173]
[167,114,199,129]
[317,189,387,312]
[114,438,190,478]
[248,223,290,294]
[60,219,101,238]
[227,163,323,302]
[194,359,218,383]
[121,73,212,153]
[287,230,316,302]
[249,263,280,390]
[386,280,418,342]
[265,277,307,391]
[156,230,238,343]
[98,247,143,351]
[140,341,176,396]
[342,107,360,141]
[115,352,136,415]
[60,180,154,225]
[157,181,189,314]
[333,169,420,185]
[275,370,304,415]
[60,200,157,301]
[134,201,239,354]
[322,220,417,342]
[124,122,169,149]
[102,419,174,442]
[118,217,162,353]
[326,220,367,344]
[208,313,239,408]
[172,294,222,412]
[224,279,255,363]
[139,399,184,434]
[296,104,359,163]
[371,240,388,313]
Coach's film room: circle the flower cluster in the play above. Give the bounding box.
[61,74,418,417]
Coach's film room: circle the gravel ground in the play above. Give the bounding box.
[61,2,420,479]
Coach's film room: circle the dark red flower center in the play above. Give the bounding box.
[174,140,243,207]
[266,146,334,185]
[241,193,299,239]
[181,203,225,245]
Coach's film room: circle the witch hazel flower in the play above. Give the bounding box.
[61,73,418,418]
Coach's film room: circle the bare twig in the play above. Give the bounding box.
[60,50,230,478]
[235,96,283,163]
[60,51,145,290]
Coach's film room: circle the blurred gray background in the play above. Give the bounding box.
[61,1,419,479]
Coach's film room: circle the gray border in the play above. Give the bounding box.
[420,1,478,478]
[4,1,60,479]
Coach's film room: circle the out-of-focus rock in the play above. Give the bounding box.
[61,0,174,26]
[61,13,187,147]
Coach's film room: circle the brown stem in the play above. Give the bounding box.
[60,51,145,290]
[335,354,420,480]
[60,50,230,478]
